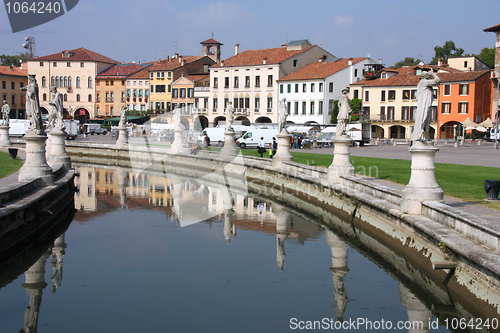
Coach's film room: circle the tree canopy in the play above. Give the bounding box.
[0,53,30,67]
[389,57,424,69]
[469,47,495,68]
[431,40,464,64]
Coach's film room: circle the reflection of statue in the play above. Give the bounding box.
[1,100,10,125]
[278,98,287,133]
[411,71,440,142]
[21,74,44,135]
[119,106,127,127]
[337,88,351,136]
[225,102,234,129]
[48,86,64,130]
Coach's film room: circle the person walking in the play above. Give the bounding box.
[204,134,210,149]
[271,137,278,158]
[258,137,266,157]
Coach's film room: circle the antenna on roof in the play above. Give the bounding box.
[211,32,214,38]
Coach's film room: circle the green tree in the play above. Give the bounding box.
[390,57,424,69]
[472,47,495,68]
[330,98,362,124]
[0,53,30,67]
[330,100,339,124]
[431,41,464,64]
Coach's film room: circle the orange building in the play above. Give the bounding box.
[438,70,491,138]
[0,65,28,118]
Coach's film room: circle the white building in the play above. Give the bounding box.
[278,57,375,125]
[207,40,334,126]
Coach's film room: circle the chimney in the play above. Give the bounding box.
[347,57,353,66]
[182,59,186,66]
[221,60,224,67]
[319,56,323,63]
[235,43,240,56]
[178,56,182,63]
[263,57,267,64]
[438,58,444,67]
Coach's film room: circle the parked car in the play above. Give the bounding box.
[83,123,107,135]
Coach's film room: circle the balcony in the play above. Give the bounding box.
[192,108,207,115]
[195,87,210,92]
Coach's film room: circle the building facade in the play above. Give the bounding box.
[126,66,152,113]
[27,48,119,123]
[484,24,500,123]
[277,57,375,125]
[0,65,27,119]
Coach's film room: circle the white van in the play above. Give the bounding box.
[236,128,279,149]
[83,123,107,135]
[8,119,31,137]
[198,127,226,146]
[64,119,79,139]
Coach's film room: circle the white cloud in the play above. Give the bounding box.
[333,14,354,27]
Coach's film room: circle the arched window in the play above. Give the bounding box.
[64,76,68,87]
[51,76,55,87]
[88,77,93,88]
[88,94,92,102]
[43,93,47,101]
[64,94,67,102]
[68,77,72,88]
[42,76,46,87]
[76,76,81,88]
[76,94,80,102]
[55,77,60,87]
[59,76,63,86]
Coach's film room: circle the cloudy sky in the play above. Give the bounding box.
[1,0,499,67]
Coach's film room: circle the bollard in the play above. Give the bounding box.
[484,180,500,200]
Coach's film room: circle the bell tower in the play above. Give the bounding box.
[200,36,223,63]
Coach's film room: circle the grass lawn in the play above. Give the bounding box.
[0,151,23,179]
[239,148,500,210]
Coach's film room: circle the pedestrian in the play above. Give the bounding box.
[258,137,266,157]
[297,135,303,149]
[204,133,210,149]
[271,137,277,158]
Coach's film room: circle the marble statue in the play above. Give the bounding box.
[21,74,44,135]
[411,71,440,142]
[278,98,287,133]
[119,106,127,127]
[225,102,234,129]
[336,88,352,137]
[173,108,184,131]
[48,86,64,130]
[1,101,10,125]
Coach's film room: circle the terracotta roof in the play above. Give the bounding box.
[212,45,315,68]
[97,63,151,79]
[484,23,500,32]
[0,65,27,77]
[278,57,367,81]
[31,47,119,64]
[148,56,204,71]
[200,38,223,45]
[128,66,153,79]
[352,66,489,87]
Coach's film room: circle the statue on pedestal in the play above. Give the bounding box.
[1,101,10,125]
[173,108,184,131]
[225,103,234,130]
[48,86,64,130]
[336,88,351,137]
[119,106,127,128]
[278,98,287,133]
[21,74,44,135]
[411,71,440,142]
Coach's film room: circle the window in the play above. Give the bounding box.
[244,97,249,108]
[255,76,260,87]
[150,72,154,79]
[40,62,44,67]
[311,83,315,92]
[167,85,171,93]
[11,95,15,105]
[280,84,284,94]
[329,82,334,93]
[401,106,412,120]
[234,76,239,88]
[380,106,386,120]
[318,101,323,114]
[411,89,417,100]
[303,84,307,93]
[310,101,315,114]
[286,102,291,115]
[302,101,306,114]
[224,77,229,88]
[42,76,46,87]
[187,88,194,98]
[295,84,299,93]
[388,90,395,101]
[267,97,273,109]
[43,93,47,101]
[68,77,72,87]
[88,94,92,102]
[364,90,369,102]
[381,90,386,102]
[67,62,71,67]
[294,101,299,114]
[233,98,239,108]
[213,77,218,88]
[213,98,218,109]
[443,84,451,96]
[180,88,186,98]
[172,88,178,98]
[155,85,166,93]
[80,62,84,67]
[76,77,81,88]
[387,106,395,120]
[76,94,80,102]
[353,89,359,99]
[267,75,273,87]
[11,82,15,89]
[245,76,250,87]
[402,90,410,100]
[287,84,291,93]
[53,62,57,67]
[2,81,5,89]
[458,102,468,114]
[255,97,260,110]
[319,83,323,92]
[459,84,469,95]
[293,59,298,67]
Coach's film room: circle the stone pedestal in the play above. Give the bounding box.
[47,128,71,169]
[0,124,13,147]
[18,131,54,185]
[401,141,443,214]
[327,135,355,184]
[220,128,238,157]
[115,126,128,149]
[272,132,293,168]
[170,128,184,154]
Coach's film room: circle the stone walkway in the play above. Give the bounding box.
[1,140,498,224]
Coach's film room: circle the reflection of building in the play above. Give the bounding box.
[74,165,98,212]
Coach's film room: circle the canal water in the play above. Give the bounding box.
[0,164,498,332]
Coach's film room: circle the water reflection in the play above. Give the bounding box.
[1,163,499,332]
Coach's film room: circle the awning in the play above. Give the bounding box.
[478,118,494,128]
[104,116,150,126]
[461,118,478,128]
